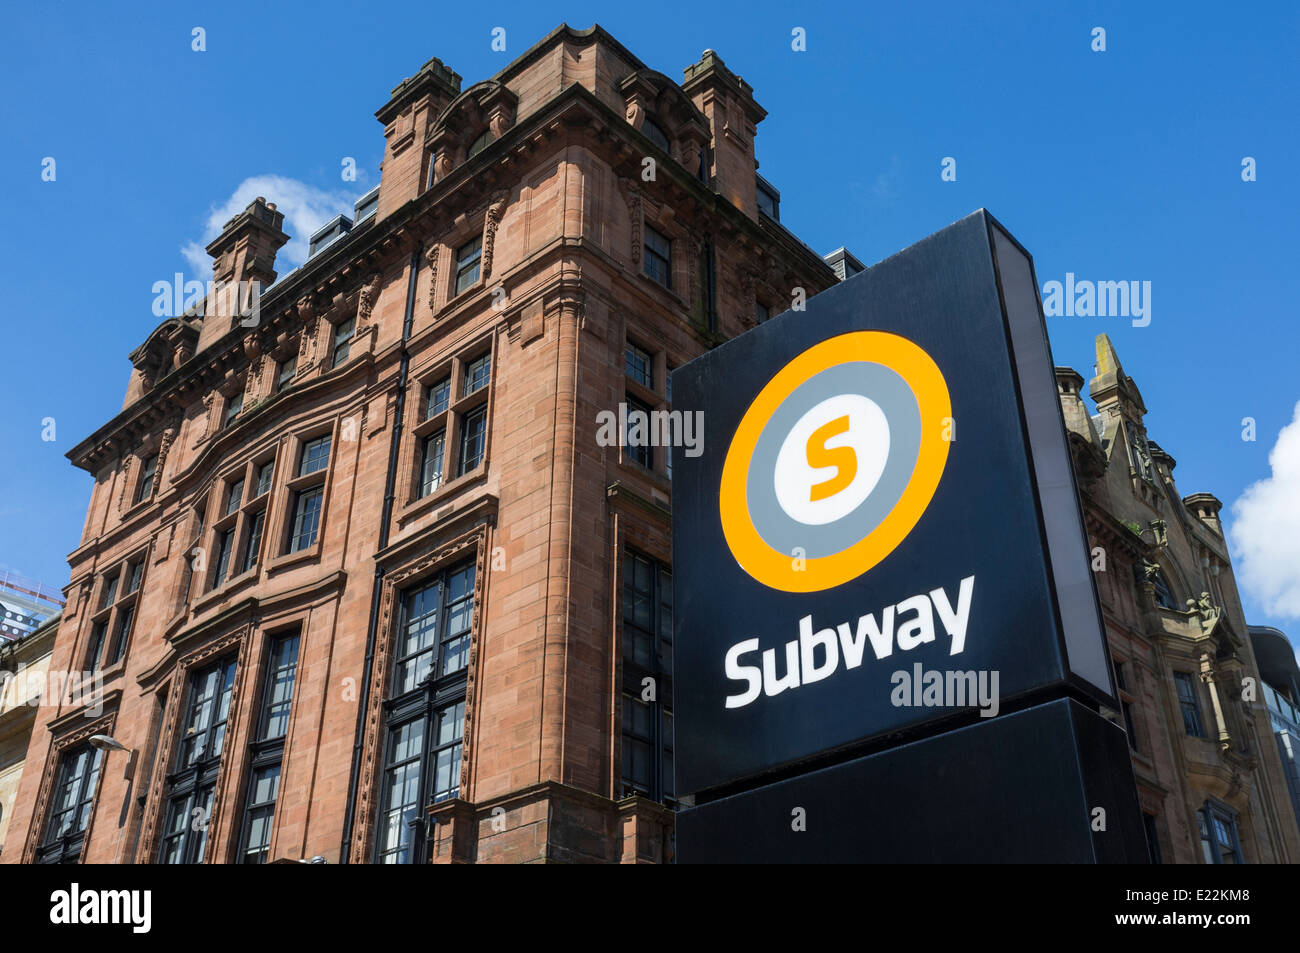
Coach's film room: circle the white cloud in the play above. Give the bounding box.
[179,175,358,282]
[1230,400,1300,620]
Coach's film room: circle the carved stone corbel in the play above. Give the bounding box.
[619,178,643,266]
[425,243,441,315]
[482,192,508,280]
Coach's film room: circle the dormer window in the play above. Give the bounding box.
[643,117,670,153]
[224,393,243,429]
[467,129,495,160]
[757,176,780,221]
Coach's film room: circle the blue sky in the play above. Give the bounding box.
[1,1,1297,634]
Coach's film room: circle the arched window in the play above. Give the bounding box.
[643,117,670,153]
[1135,561,1179,610]
[466,129,494,160]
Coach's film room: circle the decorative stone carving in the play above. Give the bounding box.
[297,295,319,370]
[482,193,508,280]
[619,178,642,266]
[1187,591,1222,634]
[116,455,133,514]
[358,273,381,325]
[425,243,440,313]
[1149,519,1168,549]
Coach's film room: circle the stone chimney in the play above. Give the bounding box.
[195,197,289,352]
[1184,492,1224,536]
[681,49,766,218]
[374,56,462,221]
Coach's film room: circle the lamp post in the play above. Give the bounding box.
[88,734,135,864]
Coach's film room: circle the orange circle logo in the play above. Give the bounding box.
[719,331,952,592]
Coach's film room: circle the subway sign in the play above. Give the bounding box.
[671,211,1116,797]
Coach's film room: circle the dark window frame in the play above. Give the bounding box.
[159,656,237,864]
[236,632,300,864]
[643,225,672,290]
[1175,671,1206,738]
[36,743,104,863]
[620,549,674,806]
[374,562,476,864]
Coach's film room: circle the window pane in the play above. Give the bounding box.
[458,407,487,475]
[455,237,482,295]
[261,635,300,740]
[332,316,355,368]
[463,354,491,396]
[127,561,144,594]
[256,461,274,497]
[288,487,324,552]
[426,378,450,418]
[625,343,652,388]
[241,510,265,574]
[277,355,297,391]
[299,436,331,476]
[420,430,446,497]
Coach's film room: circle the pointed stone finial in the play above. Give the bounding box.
[1096,333,1124,379]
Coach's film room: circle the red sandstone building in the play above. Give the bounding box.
[3,24,836,863]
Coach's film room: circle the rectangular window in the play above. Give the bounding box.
[425,378,450,418]
[287,487,324,552]
[376,562,475,864]
[161,657,236,864]
[457,407,487,476]
[87,620,109,671]
[419,431,446,497]
[255,461,275,497]
[100,574,120,610]
[237,634,300,864]
[224,393,243,428]
[135,454,158,503]
[621,551,674,805]
[624,394,654,469]
[625,342,653,388]
[276,355,297,392]
[259,635,300,741]
[643,226,671,289]
[241,510,265,574]
[299,436,331,477]
[454,236,482,296]
[1199,805,1242,864]
[212,527,235,587]
[462,354,491,397]
[38,744,104,862]
[127,560,145,594]
[332,316,356,368]
[225,479,244,517]
[239,765,281,864]
[1143,813,1162,864]
[1175,671,1205,737]
[111,603,135,664]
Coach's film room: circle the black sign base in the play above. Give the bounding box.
[676,698,1148,863]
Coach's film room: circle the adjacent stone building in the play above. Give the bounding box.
[0,613,58,858]
[1058,336,1300,863]
[1,24,835,864]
